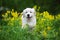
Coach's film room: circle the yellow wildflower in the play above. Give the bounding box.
[42,31,47,37]
[40,13,43,16]
[2,14,5,17]
[10,10,19,20]
[5,13,8,16]
[2,13,8,17]
[57,14,60,17]
[43,11,54,20]
[11,17,15,21]
[41,18,46,21]
[43,11,49,17]
[11,12,18,18]
[47,26,51,30]
[37,6,40,11]
[33,5,37,10]
[56,14,60,19]
[49,15,54,20]
[7,10,10,13]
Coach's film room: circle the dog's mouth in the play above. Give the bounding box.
[27,16,32,19]
[27,17,32,18]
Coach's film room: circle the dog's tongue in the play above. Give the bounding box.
[27,17,31,20]
[28,18,30,20]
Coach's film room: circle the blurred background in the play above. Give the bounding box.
[0,0,60,14]
[0,0,60,40]
[0,0,60,19]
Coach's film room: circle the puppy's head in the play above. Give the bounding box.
[22,8,36,19]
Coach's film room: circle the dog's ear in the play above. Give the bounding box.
[32,8,36,16]
[22,10,25,18]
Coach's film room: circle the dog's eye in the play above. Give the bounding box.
[30,11,32,13]
[25,11,27,13]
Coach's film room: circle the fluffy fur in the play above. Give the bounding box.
[22,8,36,29]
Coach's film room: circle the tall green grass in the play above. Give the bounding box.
[0,8,60,40]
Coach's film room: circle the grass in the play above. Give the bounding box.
[0,6,60,40]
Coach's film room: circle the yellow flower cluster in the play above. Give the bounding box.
[11,10,18,18]
[43,11,54,20]
[1,8,60,39]
[2,9,22,26]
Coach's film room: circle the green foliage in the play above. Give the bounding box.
[0,0,60,14]
[0,8,60,40]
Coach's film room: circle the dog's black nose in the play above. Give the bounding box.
[27,14,29,17]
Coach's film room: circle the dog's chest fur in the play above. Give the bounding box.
[23,17,36,27]
[27,18,35,26]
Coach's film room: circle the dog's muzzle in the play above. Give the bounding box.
[27,14,32,18]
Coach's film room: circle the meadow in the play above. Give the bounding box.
[0,6,60,40]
